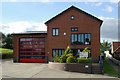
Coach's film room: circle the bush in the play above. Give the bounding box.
[66,53,73,57]
[2,54,13,59]
[100,52,105,59]
[59,46,73,63]
[59,55,67,63]
[66,56,77,63]
[64,46,72,55]
[52,56,60,62]
[82,47,90,57]
[77,58,91,63]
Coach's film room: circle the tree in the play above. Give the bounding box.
[0,32,6,47]
[0,32,6,40]
[100,40,112,53]
[2,34,13,49]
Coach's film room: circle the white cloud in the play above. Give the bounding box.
[95,2,102,6]
[100,17,118,42]
[0,19,118,42]
[0,21,47,34]
[103,5,113,13]
[98,16,115,20]
[109,0,120,3]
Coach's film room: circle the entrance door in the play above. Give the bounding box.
[19,37,46,63]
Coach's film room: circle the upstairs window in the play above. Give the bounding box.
[71,33,91,45]
[71,27,78,32]
[52,28,59,36]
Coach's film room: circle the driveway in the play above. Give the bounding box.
[1,59,118,78]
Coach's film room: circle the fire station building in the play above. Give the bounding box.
[12,6,103,63]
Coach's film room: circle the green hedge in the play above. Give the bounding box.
[52,55,60,62]
[2,53,13,59]
[66,56,77,63]
[77,58,92,63]
[59,55,67,63]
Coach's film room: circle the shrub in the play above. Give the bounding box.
[100,52,105,59]
[59,46,73,63]
[59,55,67,63]
[66,56,77,63]
[2,54,13,59]
[77,58,91,63]
[52,55,60,62]
[51,51,60,62]
[66,53,73,57]
[82,47,90,57]
[64,46,72,55]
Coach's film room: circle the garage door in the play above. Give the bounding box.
[19,37,46,63]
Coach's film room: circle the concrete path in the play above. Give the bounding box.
[1,59,117,78]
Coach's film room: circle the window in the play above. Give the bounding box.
[71,33,91,45]
[52,49,64,57]
[52,28,59,36]
[71,27,78,32]
[20,38,26,41]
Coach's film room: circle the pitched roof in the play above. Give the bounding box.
[45,5,103,24]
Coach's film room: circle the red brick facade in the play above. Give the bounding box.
[45,6,102,62]
[13,6,103,63]
[13,33,47,62]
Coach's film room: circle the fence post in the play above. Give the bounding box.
[99,56,104,74]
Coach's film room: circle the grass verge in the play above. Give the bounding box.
[0,48,13,59]
[0,48,13,54]
[103,58,118,77]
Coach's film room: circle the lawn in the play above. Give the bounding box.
[0,48,13,59]
[103,58,118,77]
[0,48,13,54]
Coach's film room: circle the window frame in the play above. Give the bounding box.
[52,28,59,36]
[71,33,91,45]
[52,49,64,57]
[71,27,78,32]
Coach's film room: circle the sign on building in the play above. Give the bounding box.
[79,52,88,58]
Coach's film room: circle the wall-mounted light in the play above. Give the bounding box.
[70,15,75,20]
[64,32,66,36]
[48,52,49,54]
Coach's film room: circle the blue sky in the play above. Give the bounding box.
[1,1,119,42]
[2,2,118,23]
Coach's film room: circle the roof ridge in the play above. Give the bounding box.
[45,5,103,24]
